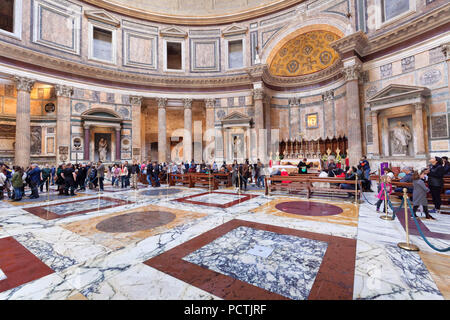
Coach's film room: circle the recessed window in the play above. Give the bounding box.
[0,0,15,33]
[93,27,113,62]
[381,0,410,22]
[166,42,182,70]
[228,39,243,69]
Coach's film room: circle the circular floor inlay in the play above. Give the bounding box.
[140,188,182,196]
[95,211,176,233]
[275,201,343,216]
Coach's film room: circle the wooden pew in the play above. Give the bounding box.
[212,172,232,187]
[168,173,193,187]
[190,173,219,190]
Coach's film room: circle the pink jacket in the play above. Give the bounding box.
[376,182,392,200]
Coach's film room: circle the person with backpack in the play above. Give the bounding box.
[412,170,435,220]
[40,164,51,193]
[11,166,24,201]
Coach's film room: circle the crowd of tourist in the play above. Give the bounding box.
[0,155,448,209]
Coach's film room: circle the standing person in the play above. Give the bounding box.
[359,156,371,180]
[11,166,24,201]
[62,163,76,196]
[130,161,140,189]
[412,170,435,220]
[153,161,161,187]
[78,164,87,191]
[146,160,154,187]
[50,165,56,185]
[40,164,51,193]
[97,161,105,191]
[0,165,6,200]
[297,158,310,174]
[442,156,450,176]
[111,164,119,187]
[120,163,128,188]
[428,157,445,214]
[125,161,131,188]
[375,175,393,213]
[28,164,41,199]
[56,164,65,195]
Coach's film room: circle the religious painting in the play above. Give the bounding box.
[0,124,15,138]
[94,133,111,162]
[430,114,448,138]
[30,126,42,154]
[306,113,319,129]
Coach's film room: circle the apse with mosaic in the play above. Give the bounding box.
[0,0,448,304]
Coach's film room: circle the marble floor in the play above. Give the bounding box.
[0,183,448,300]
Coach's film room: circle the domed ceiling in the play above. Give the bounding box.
[269,30,341,77]
[81,0,303,24]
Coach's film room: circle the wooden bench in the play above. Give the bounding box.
[264,176,361,201]
[212,172,232,187]
[190,173,219,190]
[390,181,450,205]
[168,173,193,187]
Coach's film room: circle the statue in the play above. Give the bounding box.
[233,136,243,159]
[98,137,108,161]
[392,121,412,155]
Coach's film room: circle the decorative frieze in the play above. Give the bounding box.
[322,90,334,102]
[441,43,450,61]
[380,63,392,79]
[401,56,415,73]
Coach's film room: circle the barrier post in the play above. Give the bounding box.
[397,188,419,251]
[354,175,358,205]
[380,182,394,221]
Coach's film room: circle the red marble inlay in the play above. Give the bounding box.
[275,201,343,216]
[144,219,356,300]
[174,192,259,208]
[0,237,54,293]
[22,196,130,220]
[396,209,450,240]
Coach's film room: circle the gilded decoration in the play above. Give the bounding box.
[269,30,340,77]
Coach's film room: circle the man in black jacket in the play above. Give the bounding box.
[130,160,140,189]
[428,157,445,213]
[153,161,161,187]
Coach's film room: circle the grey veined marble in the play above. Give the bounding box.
[183,226,328,300]
[47,199,117,215]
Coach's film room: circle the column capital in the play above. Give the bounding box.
[157,97,168,108]
[13,76,35,92]
[413,102,424,111]
[370,110,379,116]
[54,84,73,97]
[183,98,193,109]
[288,97,300,107]
[205,98,215,109]
[342,64,361,82]
[83,123,91,129]
[129,95,143,105]
[441,43,450,61]
[253,88,265,100]
[322,90,334,102]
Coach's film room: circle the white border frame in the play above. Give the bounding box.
[88,20,117,65]
[0,0,22,40]
[225,36,246,71]
[374,0,416,30]
[163,38,185,72]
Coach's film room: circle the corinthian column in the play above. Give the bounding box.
[253,88,266,161]
[442,43,450,93]
[55,84,73,164]
[183,98,193,162]
[414,103,426,156]
[343,62,363,165]
[205,98,215,162]
[157,98,167,163]
[14,76,35,168]
[130,95,143,162]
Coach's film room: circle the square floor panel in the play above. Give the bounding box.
[0,236,54,293]
[182,226,328,300]
[174,192,259,208]
[23,197,130,220]
[144,219,356,300]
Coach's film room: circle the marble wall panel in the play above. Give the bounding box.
[190,38,220,72]
[123,30,157,70]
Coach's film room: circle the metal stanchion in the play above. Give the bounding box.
[398,188,419,251]
[46,177,50,220]
[354,175,358,205]
[380,182,394,221]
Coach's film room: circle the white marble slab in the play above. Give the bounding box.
[0,267,6,281]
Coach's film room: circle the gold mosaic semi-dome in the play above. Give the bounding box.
[269,30,341,77]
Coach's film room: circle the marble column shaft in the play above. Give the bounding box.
[289,97,300,141]
[183,98,193,162]
[370,111,380,156]
[442,43,450,93]
[253,88,265,161]
[14,77,35,168]
[414,103,426,155]
[55,85,73,164]
[84,125,90,160]
[157,98,167,163]
[115,128,121,161]
[343,64,363,165]
[205,99,215,162]
[130,96,143,162]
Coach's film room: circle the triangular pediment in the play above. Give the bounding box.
[222,24,248,37]
[160,26,187,38]
[222,111,250,121]
[85,10,120,27]
[367,84,429,103]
